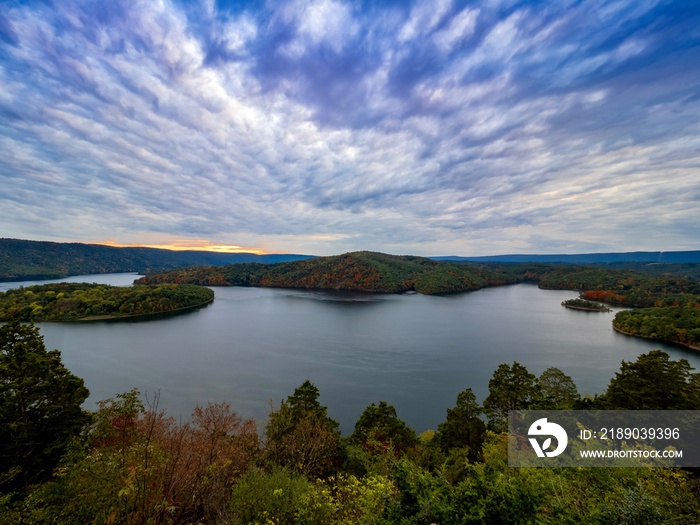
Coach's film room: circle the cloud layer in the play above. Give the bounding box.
[1,0,698,255]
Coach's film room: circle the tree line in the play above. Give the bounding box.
[2,321,700,524]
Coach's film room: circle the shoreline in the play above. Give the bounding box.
[75,297,214,322]
[563,304,611,312]
[612,325,700,353]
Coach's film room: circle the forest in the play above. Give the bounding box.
[535,267,700,308]
[613,306,700,349]
[136,252,700,301]
[0,283,214,321]
[135,252,521,294]
[1,321,700,524]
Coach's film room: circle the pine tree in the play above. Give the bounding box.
[0,321,90,491]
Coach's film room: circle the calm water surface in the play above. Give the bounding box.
[4,273,700,434]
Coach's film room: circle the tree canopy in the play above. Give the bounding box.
[265,380,341,478]
[598,350,700,410]
[136,252,520,295]
[533,367,580,410]
[483,362,538,432]
[435,388,485,461]
[351,401,418,450]
[613,306,700,349]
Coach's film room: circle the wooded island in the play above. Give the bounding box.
[561,298,611,311]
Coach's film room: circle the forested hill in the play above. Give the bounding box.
[0,238,313,281]
[434,250,700,263]
[136,251,520,295]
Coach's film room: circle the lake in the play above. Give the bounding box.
[4,273,700,434]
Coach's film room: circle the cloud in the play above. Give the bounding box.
[433,7,479,53]
[0,0,698,255]
[398,0,453,43]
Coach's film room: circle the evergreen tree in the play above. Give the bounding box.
[532,367,580,410]
[599,350,700,409]
[351,401,417,450]
[285,379,338,429]
[483,362,537,433]
[0,321,89,491]
[265,380,340,477]
[435,388,485,461]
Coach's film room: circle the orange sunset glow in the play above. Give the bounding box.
[97,240,267,255]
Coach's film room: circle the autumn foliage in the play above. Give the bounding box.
[26,391,259,525]
[582,290,627,304]
[136,251,520,295]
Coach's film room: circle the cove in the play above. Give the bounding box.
[4,273,700,434]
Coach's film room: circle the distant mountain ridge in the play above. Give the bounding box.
[2,238,699,283]
[432,251,700,264]
[0,238,313,282]
[135,250,700,296]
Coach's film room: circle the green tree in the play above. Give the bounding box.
[435,388,485,461]
[351,401,417,451]
[285,379,338,429]
[532,367,580,410]
[0,321,89,492]
[599,350,700,409]
[483,362,537,433]
[265,380,341,478]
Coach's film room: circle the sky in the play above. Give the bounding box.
[0,0,699,256]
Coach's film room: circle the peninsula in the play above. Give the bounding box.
[561,298,611,312]
[0,282,214,322]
